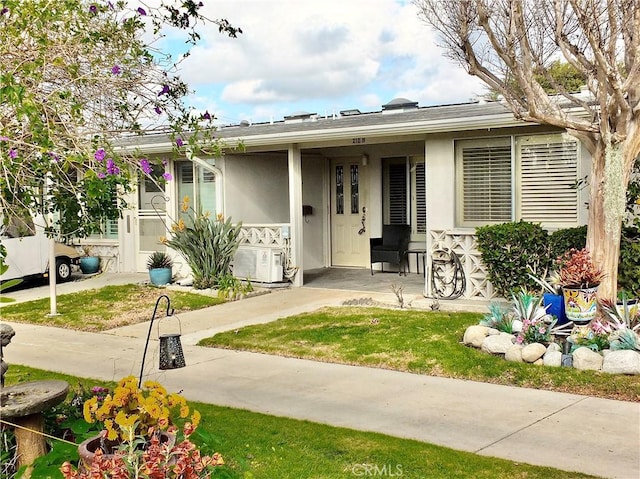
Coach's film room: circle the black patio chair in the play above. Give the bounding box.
[369,224,411,275]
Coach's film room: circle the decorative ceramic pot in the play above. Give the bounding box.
[562,285,599,324]
[79,256,100,274]
[78,432,174,471]
[149,267,172,286]
[543,293,567,325]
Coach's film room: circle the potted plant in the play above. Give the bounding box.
[79,246,100,274]
[147,251,173,286]
[529,270,567,325]
[67,376,224,477]
[557,248,604,324]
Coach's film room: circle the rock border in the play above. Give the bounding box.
[462,325,640,374]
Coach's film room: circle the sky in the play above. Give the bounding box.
[169,0,487,127]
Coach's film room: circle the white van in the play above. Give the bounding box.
[0,216,80,283]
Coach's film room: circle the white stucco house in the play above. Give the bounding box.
[86,98,590,301]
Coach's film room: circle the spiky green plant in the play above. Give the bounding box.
[146,251,173,270]
[599,297,640,350]
[165,203,242,289]
[511,290,549,323]
[480,302,515,333]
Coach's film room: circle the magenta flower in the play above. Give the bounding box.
[139,158,152,175]
[162,172,173,181]
[111,65,121,75]
[49,152,60,162]
[0,136,9,141]
[202,111,211,120]
[94,148,106,161]
[0,8,8,16]
[176,138,184,147]
[137,7,146,16]
[158,84,170,96]
[154,106,162,115]
[98,172,106,179]
[106,159,120,175]
[89,4,97,14]
[162,159,168,166]
[9,149,18,159]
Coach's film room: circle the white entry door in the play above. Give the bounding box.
[330,158,368,267]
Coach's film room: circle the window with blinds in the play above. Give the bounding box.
[459,141,512,224]
[387,162,407,224]
[415,162,426,234]
[518,137,578,224]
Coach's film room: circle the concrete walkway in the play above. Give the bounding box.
[2,284,639,479]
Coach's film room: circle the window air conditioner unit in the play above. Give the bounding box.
[233,246,284,283]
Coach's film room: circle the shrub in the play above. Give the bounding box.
[164,197,242,289]
[549,225,587,260]
[619,227,640,296]
[475,221,552,298]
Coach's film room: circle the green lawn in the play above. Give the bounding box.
[0,284,224,331]
[199,306,640,402]
[3,366,601,479]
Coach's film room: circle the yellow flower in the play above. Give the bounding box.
[115,410,139,430]
[181,195,190,212]
[190,409,201,428]
[83,397,98,423]
[105,419,119,441]
[179,405,189,419]
[159,236,167,244]
[216,213,224,221]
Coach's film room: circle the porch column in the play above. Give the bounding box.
[288,144,304,286]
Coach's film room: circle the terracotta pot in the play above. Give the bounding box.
[562,285,599,324]
[78,432,174,471]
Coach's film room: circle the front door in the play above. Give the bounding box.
[136,166,169,271]
[330,158,368,267]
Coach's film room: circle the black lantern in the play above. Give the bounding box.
[139,295,185,387]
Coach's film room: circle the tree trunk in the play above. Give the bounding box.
[586,138,637,301]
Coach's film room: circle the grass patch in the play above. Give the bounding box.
[199,306,640,402]
[3,365,601,479]
[0,284,224,331]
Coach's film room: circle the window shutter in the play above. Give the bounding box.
[415,162,426,233]
[519,138,578,224]
[388,163,407,224]
[461,144,512,223]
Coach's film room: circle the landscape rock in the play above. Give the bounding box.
[546,342,561,353]
[481,333,514,355]
[543,350,562,367]
[522,343,547,363]
[534,358,544,365]
[463,326,490,348]
[486,328,500,336]
[602,350,640,375]
[505,344,523,362]
[572,347,604,371]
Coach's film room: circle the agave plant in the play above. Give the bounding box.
[598,298,640,351]
[480,302,516,333]
[511,290,549,324]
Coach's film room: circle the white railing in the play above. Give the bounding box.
[238,224,289,247]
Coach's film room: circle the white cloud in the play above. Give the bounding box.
[176,0,485,123]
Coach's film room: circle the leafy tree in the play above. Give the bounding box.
[0,0,240,239]
[415,0,640,299]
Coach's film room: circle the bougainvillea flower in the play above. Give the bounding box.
[137,7,146,15]
[176,138,184,147]
[94,148,106,161]
[162,172,173,181]
[158,84,170,96]
[8,149,17,159]
[201,111,211,120]
[111,65,121,75]
[154,106,162,115]
[89,4,97,14]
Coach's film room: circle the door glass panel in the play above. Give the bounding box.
[336,165,344,215]
[350,164,359,214]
